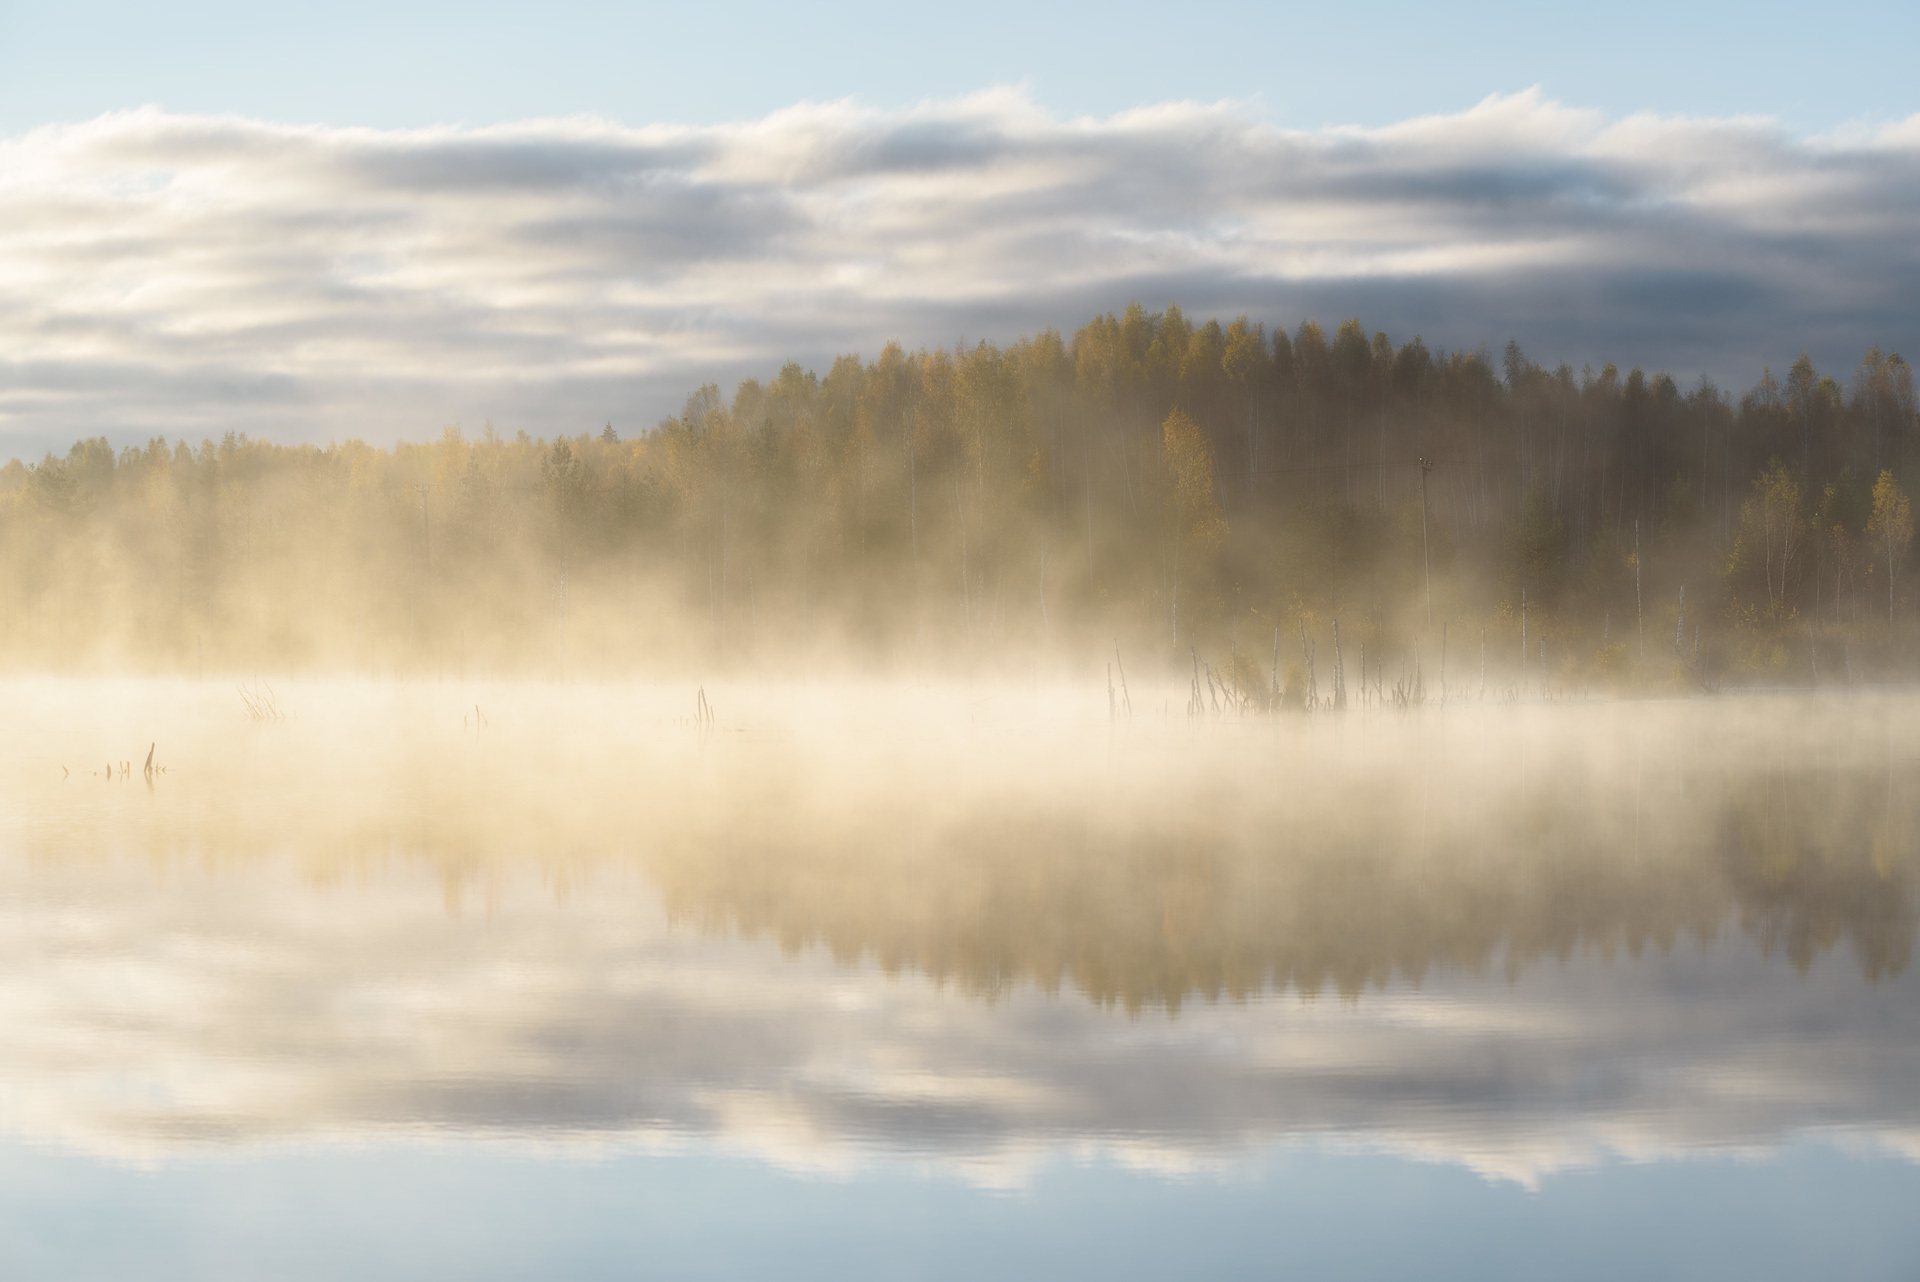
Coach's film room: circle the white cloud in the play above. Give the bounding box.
[1,90,1918,453]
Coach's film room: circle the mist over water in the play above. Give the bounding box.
[9,23,1920,1275]
[4,679,1915,1182]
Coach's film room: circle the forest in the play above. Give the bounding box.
[1,303,1915,692]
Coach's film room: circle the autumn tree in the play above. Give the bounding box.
[1730,463,1805,622]
[1,302,1918,680]
[1867,470,1912,629]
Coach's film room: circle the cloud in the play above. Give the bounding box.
[1,89,1918,453]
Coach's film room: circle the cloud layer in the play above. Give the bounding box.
[3,90,1919,452]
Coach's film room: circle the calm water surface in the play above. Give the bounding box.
[2,680,1917,1280]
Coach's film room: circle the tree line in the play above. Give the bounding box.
[1,302,1914,686]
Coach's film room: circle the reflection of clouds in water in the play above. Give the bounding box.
[0,681,1916,1184]
[0,855,1913,1187]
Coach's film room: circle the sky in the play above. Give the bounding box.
[2,1,1918,452]
[6,0,1917,136]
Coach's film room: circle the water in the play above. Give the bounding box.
[2,680,1917,1279]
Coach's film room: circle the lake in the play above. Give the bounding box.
[2,679,1916,1280]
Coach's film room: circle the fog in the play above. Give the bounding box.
[4,306,1916,1195]
[5,306,1915,696]
[2,676,1913,1184]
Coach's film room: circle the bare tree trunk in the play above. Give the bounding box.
[1521,588,1528,695]
[1634,519,1645,664]
[1332,619,1346,710]
[1272,627,1281,712]
[1085,444,1094,576]
[1037,543,1049,641]
[1300,619,1316,712]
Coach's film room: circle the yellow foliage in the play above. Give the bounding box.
[1162,408,1223,558]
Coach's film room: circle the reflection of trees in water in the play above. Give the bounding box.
[17,709,1914,1011]
[1720,769,1916,981]
[648,764,1919,1012]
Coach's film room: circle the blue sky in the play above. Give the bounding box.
[3,0,1913,136]
[1,2,1917,451]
